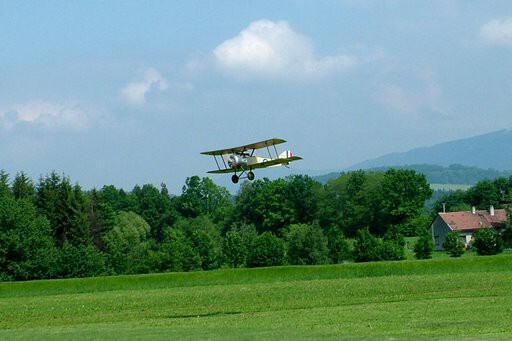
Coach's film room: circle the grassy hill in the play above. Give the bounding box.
[2,254,512,339]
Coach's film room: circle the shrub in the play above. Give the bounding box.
[381,226,406,260]
[473,228,503,255]
[148,229,200,273]
[223,230,247,268]
[285,223,329,265]
[443,232,465,257]
[223,224,257,268]
[414,233,434,259]
[327,229,352,263]
[377,239,405,261]
[353,228,381,262]
[248,232,285,267]
[57,242,107,278]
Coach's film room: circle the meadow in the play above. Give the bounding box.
[1,254,512,340]
[430,183,472,191]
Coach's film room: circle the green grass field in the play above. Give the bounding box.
[2,254,512,339]
[430,183,472,191]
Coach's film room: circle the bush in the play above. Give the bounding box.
[377,239,405,261]
[442,232,465,257]
[327,228,352,263]
[223,225,257,268]
[177,216,222,271]
[414,233,434,259]
[285,224,329,265]
[381,226,406,260]
[353,228,406,262]
[473,228,503,255]
[57,242,107,278]
[353,228,381,262]
[147,229,200,273]
[248,232,285,267]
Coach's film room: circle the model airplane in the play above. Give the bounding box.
[201,138,302,183]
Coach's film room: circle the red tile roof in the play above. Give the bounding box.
[439,209,507,231]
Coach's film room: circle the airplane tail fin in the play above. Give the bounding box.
[279,150,293,159]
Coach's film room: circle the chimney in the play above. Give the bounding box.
[442,203,446,213]
[472,206,476,214]
[490,205,495,216]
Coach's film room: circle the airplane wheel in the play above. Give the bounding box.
[247,171,255,181]
[231,174,239,184]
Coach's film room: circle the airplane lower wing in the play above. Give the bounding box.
[250,156,302,169]
[206,156,302,174]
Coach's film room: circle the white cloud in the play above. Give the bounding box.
[374,69,446,117]
[121,67,168,105]
[0,100,102,131]
[480,17,512,45]
[213,20,356,80]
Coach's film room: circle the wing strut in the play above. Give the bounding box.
[213,155,221,170]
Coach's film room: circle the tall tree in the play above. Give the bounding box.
[0,195,57,280]
[88,189,117,251]
[284,175,320,224]
[380,169,432,235]
[318,171,385,237]
[465,179,500,209]
[177,176,232,222]
[235,178,295,235]
[103,211,151,274]
[0,170,11,198]
[130,183,177,243]
[36,173,92,246]
[12,172,35,202]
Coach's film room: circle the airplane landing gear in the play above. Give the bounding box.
[231,174,239,184]
[247,171,255,181]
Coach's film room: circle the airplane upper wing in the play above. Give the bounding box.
[201,138,286,156]
[206,156,302,174]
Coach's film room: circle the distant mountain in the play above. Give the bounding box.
[349,129,512,171]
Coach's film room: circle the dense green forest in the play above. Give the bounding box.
[316,164,512,185]
[1,168,511,281]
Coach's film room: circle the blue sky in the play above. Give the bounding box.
[1,1,512,193]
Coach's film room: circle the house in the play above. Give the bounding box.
[430,206,507,250]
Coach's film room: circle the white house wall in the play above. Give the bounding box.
[431,216,452,251]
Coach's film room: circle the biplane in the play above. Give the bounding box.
[201,138,302,183]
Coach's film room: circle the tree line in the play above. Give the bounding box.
[1,168,510,281]
[316,164,512,186]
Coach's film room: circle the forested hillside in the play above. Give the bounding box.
[1,168,511,281]
[349,129,512,170]
[316,164,512,185]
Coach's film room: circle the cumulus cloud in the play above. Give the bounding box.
[213,20,356,80]
[480,17,512,45]
[121,67,168,105]
[0,100,102,131]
